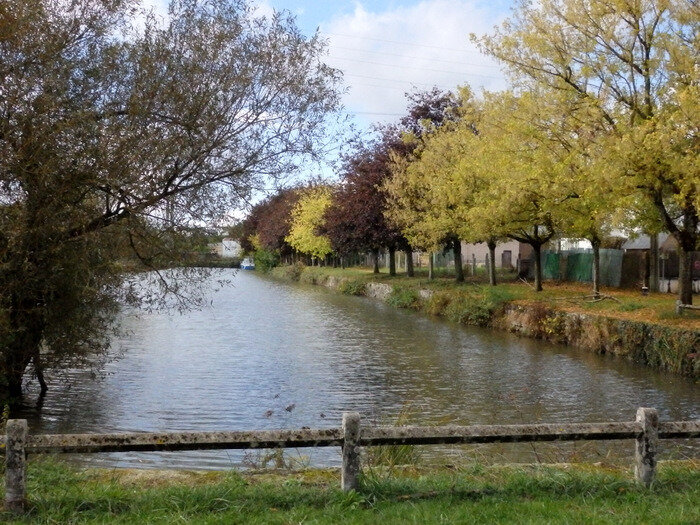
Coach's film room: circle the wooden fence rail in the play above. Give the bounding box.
[4,407,700,514]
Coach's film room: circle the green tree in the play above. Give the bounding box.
[476,0,699,304]
[0,0,342,402]
[462,92,564,292]
[384,88,467,282]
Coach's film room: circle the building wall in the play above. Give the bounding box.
[220,239,242,258]
[460,240,530,269]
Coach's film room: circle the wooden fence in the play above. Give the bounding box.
[3,407,700,514]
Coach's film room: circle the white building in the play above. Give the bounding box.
[213,238,242,258]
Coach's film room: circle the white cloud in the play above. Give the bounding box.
[321,0,508,126]
[251,0,275,20]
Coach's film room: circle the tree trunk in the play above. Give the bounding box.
[453,241,464,283]
[487,239,497,286]
[389,247,396,276]
[678,248,693,306]
[372,249,379,274]
[592,239,601,298]
[34,353,48,395]
[2,303,45,403]
[651,197,696,306]
[533,243,543,292]
[649,233,659,293]
[404,248,414,277]
[429,252,434,280]
[2,345,33,403]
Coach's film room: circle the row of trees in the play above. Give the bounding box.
[240,0,697,307]
[238,89,460,276]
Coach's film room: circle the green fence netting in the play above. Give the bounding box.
[565,252,593,282]
[599,249,623,287]
[542,252,561,279]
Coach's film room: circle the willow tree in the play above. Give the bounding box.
[0,0,342,402]
[476,0,699,304]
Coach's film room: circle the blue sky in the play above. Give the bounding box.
[255,1,513,129]
[141,1,514,197]
[144,1,513,129]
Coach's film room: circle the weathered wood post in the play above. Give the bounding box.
[5,419,28,513]
[635,407,658,487]
[342,412,361,492]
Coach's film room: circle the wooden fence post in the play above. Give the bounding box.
[342,412,361,492]
[5,419,28,514]
[635,408,658,487]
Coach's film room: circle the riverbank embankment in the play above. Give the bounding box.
[269,265,699,378]
[1,458,697,523]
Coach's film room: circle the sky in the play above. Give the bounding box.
[139,0,514,209]
[144,1,513,132]
[256,0,512,129]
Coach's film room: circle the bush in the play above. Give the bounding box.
[299,266,327,285]
[339,279,366,296]
[270,262,305,281]
[425,291,452,316]
[253,249,280,272]
[444,287,514,327]
[386,285,420,309]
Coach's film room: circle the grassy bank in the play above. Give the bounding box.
[1,458,698,523]
[268,265,699,377]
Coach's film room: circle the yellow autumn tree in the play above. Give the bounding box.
[285,186,333,261]
[475,0,699,304]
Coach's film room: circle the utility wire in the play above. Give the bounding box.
[328,44,501,69]
[322,31,485,55]
[329,55,502,79]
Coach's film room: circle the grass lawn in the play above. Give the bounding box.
[1,459,698,524]
[289,266,700,331]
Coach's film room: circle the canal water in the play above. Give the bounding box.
[19,270,698,469]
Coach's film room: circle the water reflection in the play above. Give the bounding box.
[19,270,698,469]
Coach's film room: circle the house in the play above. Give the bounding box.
[460,240,532,270]
[209,238,242,258]
[220,238,242,258]
[621,233,674,252]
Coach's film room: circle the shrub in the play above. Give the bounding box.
[425,291,452,316]
[444,287,514,327]
[386,286,420,309]
[339,279,366,296]
[299,266,327,285]
[270,262,306,281]
[253,249,280,272]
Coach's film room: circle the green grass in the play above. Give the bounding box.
[386,285,421,309]
[2,458,698,524]
[270,264,699,330]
